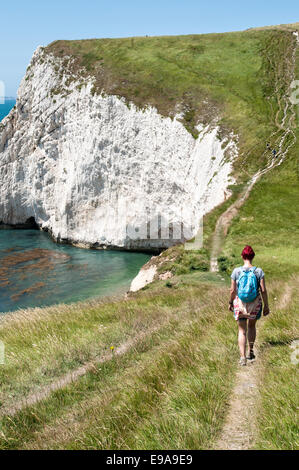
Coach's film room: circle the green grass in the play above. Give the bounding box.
[0,270,297,449]
[220,150,299,279]
[256,345,298,450]
[0,289,200,406]
[0,280,238,449]
[254,278,299,450]
[155,244,210,275]
[218,30,299,276]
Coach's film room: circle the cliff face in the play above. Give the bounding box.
[0,46,237,250]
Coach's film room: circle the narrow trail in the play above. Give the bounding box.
[214,281,293,450]
[0,308,205,419]
[213,33,298,450]
[0,324,161,418]
[215,354,261,450]
[210,32,298,273]
[0,304,205,419]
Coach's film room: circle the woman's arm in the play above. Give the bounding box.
[229,279,237,311]
[260,278,270,316]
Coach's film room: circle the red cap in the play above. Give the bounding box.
[241,245,255,260]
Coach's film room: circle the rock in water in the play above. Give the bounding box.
[0,46,237,251]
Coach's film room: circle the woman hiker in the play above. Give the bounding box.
[229,245,270,366]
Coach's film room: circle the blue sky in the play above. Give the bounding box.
[1,0,298,96]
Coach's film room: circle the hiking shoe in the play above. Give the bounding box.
[247,351,256,361]
[239,357,247,366]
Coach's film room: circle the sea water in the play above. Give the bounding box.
[0,99,16,121]
[0,229,150,313]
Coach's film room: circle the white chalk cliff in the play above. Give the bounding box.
[0,46,237,251]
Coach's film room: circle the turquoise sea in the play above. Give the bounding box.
[0,99,150,314]
[0,99,16,121]
[0,230,150,314]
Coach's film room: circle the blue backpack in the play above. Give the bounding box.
[238,267,259,302]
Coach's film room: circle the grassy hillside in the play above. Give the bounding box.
[47,28,296,179]
[255,276,298,450]
[0,278,238,449]
[0,24,298,450]
[0,270,297,449]
[220,150,299,279]
[212,36,299,449]
[219,40,299,279]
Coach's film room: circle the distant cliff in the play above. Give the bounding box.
[0,43,237,250]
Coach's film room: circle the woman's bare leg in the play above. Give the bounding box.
[248,318,257,353]
[238,319,247,358]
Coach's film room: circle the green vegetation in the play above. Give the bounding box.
[221,150,299,280]
[47,28,296,178]
[0,269,297,449]
[255,278,299,450]
[214,40,299,448]
[155,245,209,275]
[0,279,238,449]
[0,24,298,449]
